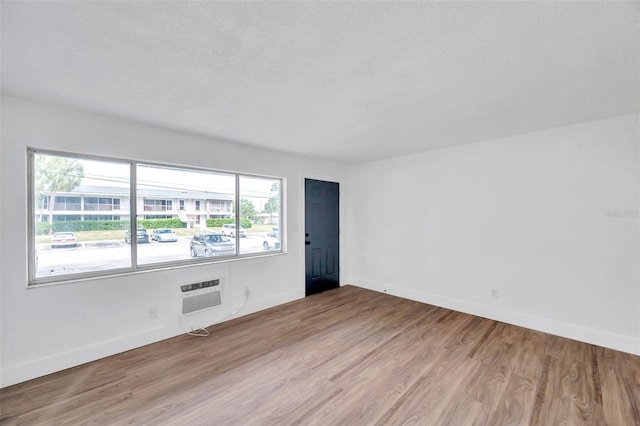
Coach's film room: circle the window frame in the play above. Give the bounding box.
[27,148,285,287]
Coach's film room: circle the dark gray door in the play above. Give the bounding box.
[305,179,339,296]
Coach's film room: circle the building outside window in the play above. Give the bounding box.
[52,215,81,221]
[29,150,283,285]
[85,197,118,211]
[143,199,172,212]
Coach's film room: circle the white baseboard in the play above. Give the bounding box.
[0,325,169,388]
[241,289,302,317]
[5,282,635,389]
[0,289,303,388]
[351,280,640,356]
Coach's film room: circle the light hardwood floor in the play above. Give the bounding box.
[1,285,639,425]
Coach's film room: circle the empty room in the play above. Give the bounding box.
[1,1,639,425]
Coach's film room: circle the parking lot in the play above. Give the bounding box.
[36,234,276,278]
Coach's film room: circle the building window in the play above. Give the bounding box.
[53,215,81,221]
[85,197,116,211]
[29,149,284,285]
[143,199,172,212]
[208,199,232,214]
[53,196,81,211]
[93,215,121,221]
[144,214,172,220]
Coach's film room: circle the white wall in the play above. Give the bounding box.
[2,96,638,388]
[0,96,346,387]
[344,114,640,355]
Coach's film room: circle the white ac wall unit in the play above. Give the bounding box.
[180,278,221,315]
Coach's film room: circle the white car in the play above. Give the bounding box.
[221,224,246,238]
[151,228,178,242]
[51,232,77,248]
[263,232,281,250]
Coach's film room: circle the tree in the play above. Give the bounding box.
[263,182,280,223]
[240,198,257,223]
[35,154,84,232]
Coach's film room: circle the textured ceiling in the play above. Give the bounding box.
[2,1,639,163]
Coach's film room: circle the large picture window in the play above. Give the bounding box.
[28,149,284,285]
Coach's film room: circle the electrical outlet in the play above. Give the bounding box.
[490,289,499,299]
[244,287,250,299]
[148,306,158,319]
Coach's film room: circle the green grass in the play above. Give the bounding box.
[36,224,278,244]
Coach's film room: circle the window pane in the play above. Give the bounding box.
[238,176,282,255]
[32,153,131,279]
[30,151,284,285]
[135,164,235,265]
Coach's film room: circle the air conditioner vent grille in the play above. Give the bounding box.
[181,278,221,315]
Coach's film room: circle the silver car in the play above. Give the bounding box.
[190,232,235,257]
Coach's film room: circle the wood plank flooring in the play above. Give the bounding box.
[1,285,639,425]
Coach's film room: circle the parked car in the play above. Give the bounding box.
[51,232,77,248]
[151,228,178,242]
[263,232,281,250]
[190,233,235,257]
[221,223,246,238]
[125,228,149,244]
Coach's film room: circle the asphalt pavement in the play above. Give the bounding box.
[36,235,273,278]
